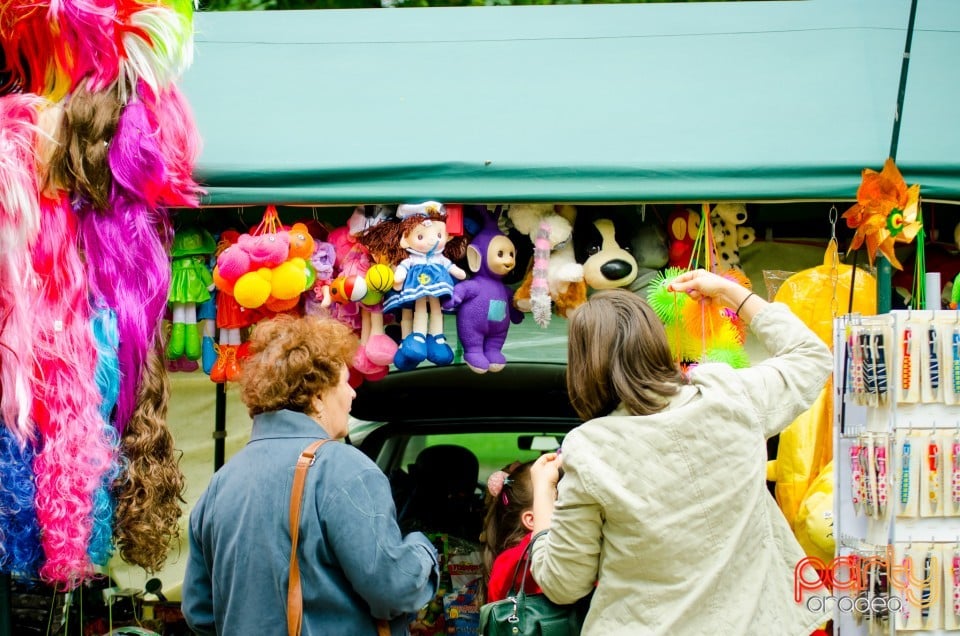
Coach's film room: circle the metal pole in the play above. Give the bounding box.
[214,382,227,472]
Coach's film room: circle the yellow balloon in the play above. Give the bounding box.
[774,242,877,348]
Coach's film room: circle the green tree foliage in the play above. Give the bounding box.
[199,0,733,10]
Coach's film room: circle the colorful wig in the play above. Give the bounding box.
[0,423,42,576]
[0,94,46,443]
[87,307,122,566]
[45,80,122,212]
[79,94,173,431]
[141,82,204,208]
[112,344,185,573]
[29,194,115,586]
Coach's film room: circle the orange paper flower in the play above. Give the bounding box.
[841,158,920,270]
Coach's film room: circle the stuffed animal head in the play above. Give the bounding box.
[572,205,640,290]
[710,203,755,273]
[467,209,517,279]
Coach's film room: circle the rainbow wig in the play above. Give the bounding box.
[30,194,115,586]
[0,423,42,576]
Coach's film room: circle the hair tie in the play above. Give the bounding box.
[487,470,510,498]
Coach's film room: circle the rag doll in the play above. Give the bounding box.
[443,206,524,373]
[359,201,468,371]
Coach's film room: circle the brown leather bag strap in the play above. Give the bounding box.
[286,438,393,636]
[287,439,328,636]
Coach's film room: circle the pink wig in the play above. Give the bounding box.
[141,82,204,208]
[0,94,45,442]
[30,194,115,586]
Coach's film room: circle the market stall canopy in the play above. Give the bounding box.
[180,0,955,206]
[896,0,960,202]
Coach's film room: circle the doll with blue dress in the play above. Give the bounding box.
[358,202,468,370]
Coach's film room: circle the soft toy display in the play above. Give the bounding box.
[666,206,700,269]
[359,201,468,371]
[625,206,670,298]
[166,226,216,362]
[709,202,755,273]
[507,203,585,327]
[328,205,398,383]
[443,206,524,373]
[572,205,642,296]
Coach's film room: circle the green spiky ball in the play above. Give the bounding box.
[647,267,688,325]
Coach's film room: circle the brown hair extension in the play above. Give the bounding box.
[478,460,534,604]
[566,288,685,421]
[357,212,468,266]
[45,80,121,210]
[240,313,358,418]
[112,345,186,573]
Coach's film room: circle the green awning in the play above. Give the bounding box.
[897,0,960,202]
[181,0,956,206]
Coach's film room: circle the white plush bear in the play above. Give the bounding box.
[710,202,756,273]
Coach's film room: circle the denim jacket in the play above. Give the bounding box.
[183,409,439,635]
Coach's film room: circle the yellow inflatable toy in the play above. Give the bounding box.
[766,241,876,557]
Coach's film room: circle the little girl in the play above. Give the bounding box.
[479,460,542,603]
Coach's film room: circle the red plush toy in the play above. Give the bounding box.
[667,206,700,269]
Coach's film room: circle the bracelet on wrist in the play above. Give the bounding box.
[735,292,757,318]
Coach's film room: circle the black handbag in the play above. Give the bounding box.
[478,532,589,636]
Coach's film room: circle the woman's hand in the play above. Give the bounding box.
[531,452,563,494]
[531,452,563,534]
[668,268,763,322]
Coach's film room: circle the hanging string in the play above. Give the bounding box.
[829,206,840,320]
[911,203,926,310]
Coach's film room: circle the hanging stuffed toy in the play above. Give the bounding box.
[166,225,216,362]
[359,201,468,371]
[443,206,524,373]
[328,205,398,383]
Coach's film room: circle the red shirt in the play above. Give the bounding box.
[486,532,543,602]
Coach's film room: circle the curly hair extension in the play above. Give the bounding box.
[112,345,185,573]
[45,80,121,211]
[30,194,114,587]
[0,424,42,576]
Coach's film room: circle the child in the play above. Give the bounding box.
[479,460,542,603]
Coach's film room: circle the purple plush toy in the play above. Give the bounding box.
[444,207,524,373]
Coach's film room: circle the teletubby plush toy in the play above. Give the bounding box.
[167,226,217,361]
[359,201,468,371]
[443,206,524,374]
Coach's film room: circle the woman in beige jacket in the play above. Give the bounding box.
[529,269,833,635]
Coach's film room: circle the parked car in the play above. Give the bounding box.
[347,359,579,634]
[349,360,579,543]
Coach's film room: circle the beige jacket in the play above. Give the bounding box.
[530,303,833,636]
